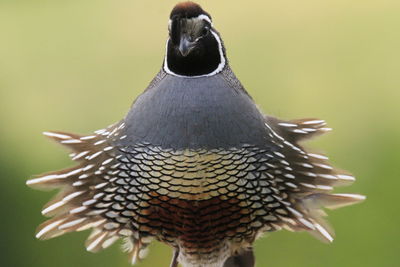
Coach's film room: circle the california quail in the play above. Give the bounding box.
[27,2,365,267]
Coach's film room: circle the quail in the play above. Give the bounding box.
[27,2,365,267]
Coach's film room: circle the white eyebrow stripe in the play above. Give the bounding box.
[196,14,212,24]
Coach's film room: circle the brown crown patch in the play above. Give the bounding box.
[170,1,211,20]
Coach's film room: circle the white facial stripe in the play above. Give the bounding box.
[163,29,226,78]
[209,30,226,74]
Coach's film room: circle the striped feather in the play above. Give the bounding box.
[263,116,364,242]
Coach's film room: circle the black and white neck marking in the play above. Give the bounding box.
[163,14,226,78]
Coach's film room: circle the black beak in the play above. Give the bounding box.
[178,35,195,57]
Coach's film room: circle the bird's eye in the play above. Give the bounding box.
[201,27,209,37]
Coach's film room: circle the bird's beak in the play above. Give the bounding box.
[178,35,195,57]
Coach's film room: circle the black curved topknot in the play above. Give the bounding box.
[170,1,211,20]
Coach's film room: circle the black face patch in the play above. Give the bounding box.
[166,29,221,76]
[170,16,181,46]
[170,17,210,46]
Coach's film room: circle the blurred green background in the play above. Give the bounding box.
[1,0,399,266]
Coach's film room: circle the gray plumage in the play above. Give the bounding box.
[122,67,269,150]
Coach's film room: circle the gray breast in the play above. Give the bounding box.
[120,73,270,149]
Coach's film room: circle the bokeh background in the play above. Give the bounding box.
[1,0,399,266]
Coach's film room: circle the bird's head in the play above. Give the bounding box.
[164,2,226,77]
